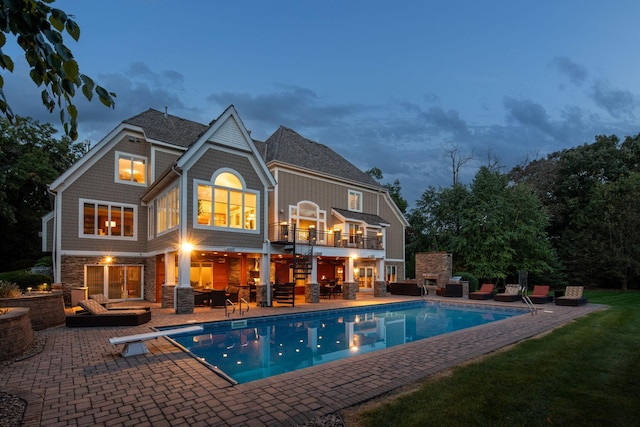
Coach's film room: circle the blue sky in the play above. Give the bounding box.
[3,0,640,207]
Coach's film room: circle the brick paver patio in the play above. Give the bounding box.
[1,293,604,426]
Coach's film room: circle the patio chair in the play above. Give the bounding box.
[66,299,151,327]
[528,285,553,304]
[555,286,588,306]
[468,283,495,300]
[493,284,521,302]
[89,293,113,307]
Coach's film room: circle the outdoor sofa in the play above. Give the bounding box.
[493,284,522,302]
[66,299,151,327]
[528,285,553,304]
[555,286,588,306]
[389,281,422,296]
[468,283,495,300]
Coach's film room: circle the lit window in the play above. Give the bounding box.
[116,152,147,185]
[80,199,136,239]
[348,190,362,212]
[195,171,259,231]
[157,186,179,233]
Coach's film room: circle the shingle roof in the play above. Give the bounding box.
[260,126,383,189]
[122,108,208,148]
[332,207,390,227]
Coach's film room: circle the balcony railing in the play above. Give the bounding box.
[269,223,384,250]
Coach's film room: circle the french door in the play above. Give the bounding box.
[358,266,374,291]
[86,265,143,300]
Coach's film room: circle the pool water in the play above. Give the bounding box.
[166,301,523,384]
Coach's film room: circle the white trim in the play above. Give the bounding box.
[78,198,138,241]
[114,151,148,187]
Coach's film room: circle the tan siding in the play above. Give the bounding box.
[154,149,180,180]
[275,168,405,260]
[184,147,265,249]
[59,134,149,253]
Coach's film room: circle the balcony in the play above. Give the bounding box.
[269,223,384,250]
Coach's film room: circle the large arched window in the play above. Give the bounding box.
[289,201,326,243]
[195,171,258,231]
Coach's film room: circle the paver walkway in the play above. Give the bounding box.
[1,294,604,426]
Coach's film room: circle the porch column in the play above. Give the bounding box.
[175,243,194,314]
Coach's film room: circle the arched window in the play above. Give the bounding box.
[195,171,258,231]
[289,201,326,243]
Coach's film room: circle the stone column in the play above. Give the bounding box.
[162,285,175,308]
[374,280,387,297]
[342,282,358,300]
[305,282,319,303]
[256,284,269,307]
[175,287,194,314]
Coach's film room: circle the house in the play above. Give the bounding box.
[43,106,408,312]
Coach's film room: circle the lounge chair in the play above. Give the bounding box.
[89,293,150,311]
[66,299,151,327]
[528,285,553,304]
[468,283,495,300]
[555,286,588,306]
[89,293,113,307]
[493,284,521,302]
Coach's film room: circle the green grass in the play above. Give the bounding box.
[355,291,640,427]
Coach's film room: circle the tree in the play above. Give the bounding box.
[510,134,640,289]
[0,115,83,269]
[366,167,409,215]
[0,0,116,140]
[414,167,556,283]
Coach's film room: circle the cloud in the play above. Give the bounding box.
[590,79,638,119]
[551,57,588,86]
[206,85,373,136]
[503,97,553,135]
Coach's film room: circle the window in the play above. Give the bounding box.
[80,199,136,239]
[157,186,179,233]
[116,152,147,185]
[147,205,154,240]
[195,171,259,231]
[348,190,362,212]
[289,201,326,243]
[386,265,397,283]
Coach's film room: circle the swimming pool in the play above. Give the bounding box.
[164,301,524,384]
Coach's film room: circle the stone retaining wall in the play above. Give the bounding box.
[0,292,65,330]
[0,307,35,361]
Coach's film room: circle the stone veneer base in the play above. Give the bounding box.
[0,307,35,361]
[0,292,65,330]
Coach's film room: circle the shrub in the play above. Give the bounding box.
[11,274,53,291]
[34,256,53,267]
[455,272,479,292]
[0,280,22,298]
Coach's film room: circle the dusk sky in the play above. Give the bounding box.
[3,0,640,207]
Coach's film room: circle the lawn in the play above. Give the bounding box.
[352,291,640,427]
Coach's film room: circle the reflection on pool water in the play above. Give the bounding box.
[166,301,524,384]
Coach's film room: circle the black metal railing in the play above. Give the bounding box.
[269,223,383,250]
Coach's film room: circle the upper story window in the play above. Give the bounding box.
[290,201,326,243]
[80,199,136,240]
[116,151,147,186]
[157,186,179,234]
[195,171,259,232]
[348,190,362,212]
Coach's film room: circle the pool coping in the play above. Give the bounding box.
[0,294,605,426]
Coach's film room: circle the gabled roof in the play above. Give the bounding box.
[257,126,383,189]
[332,208,391,228]
[122,109,208,147]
